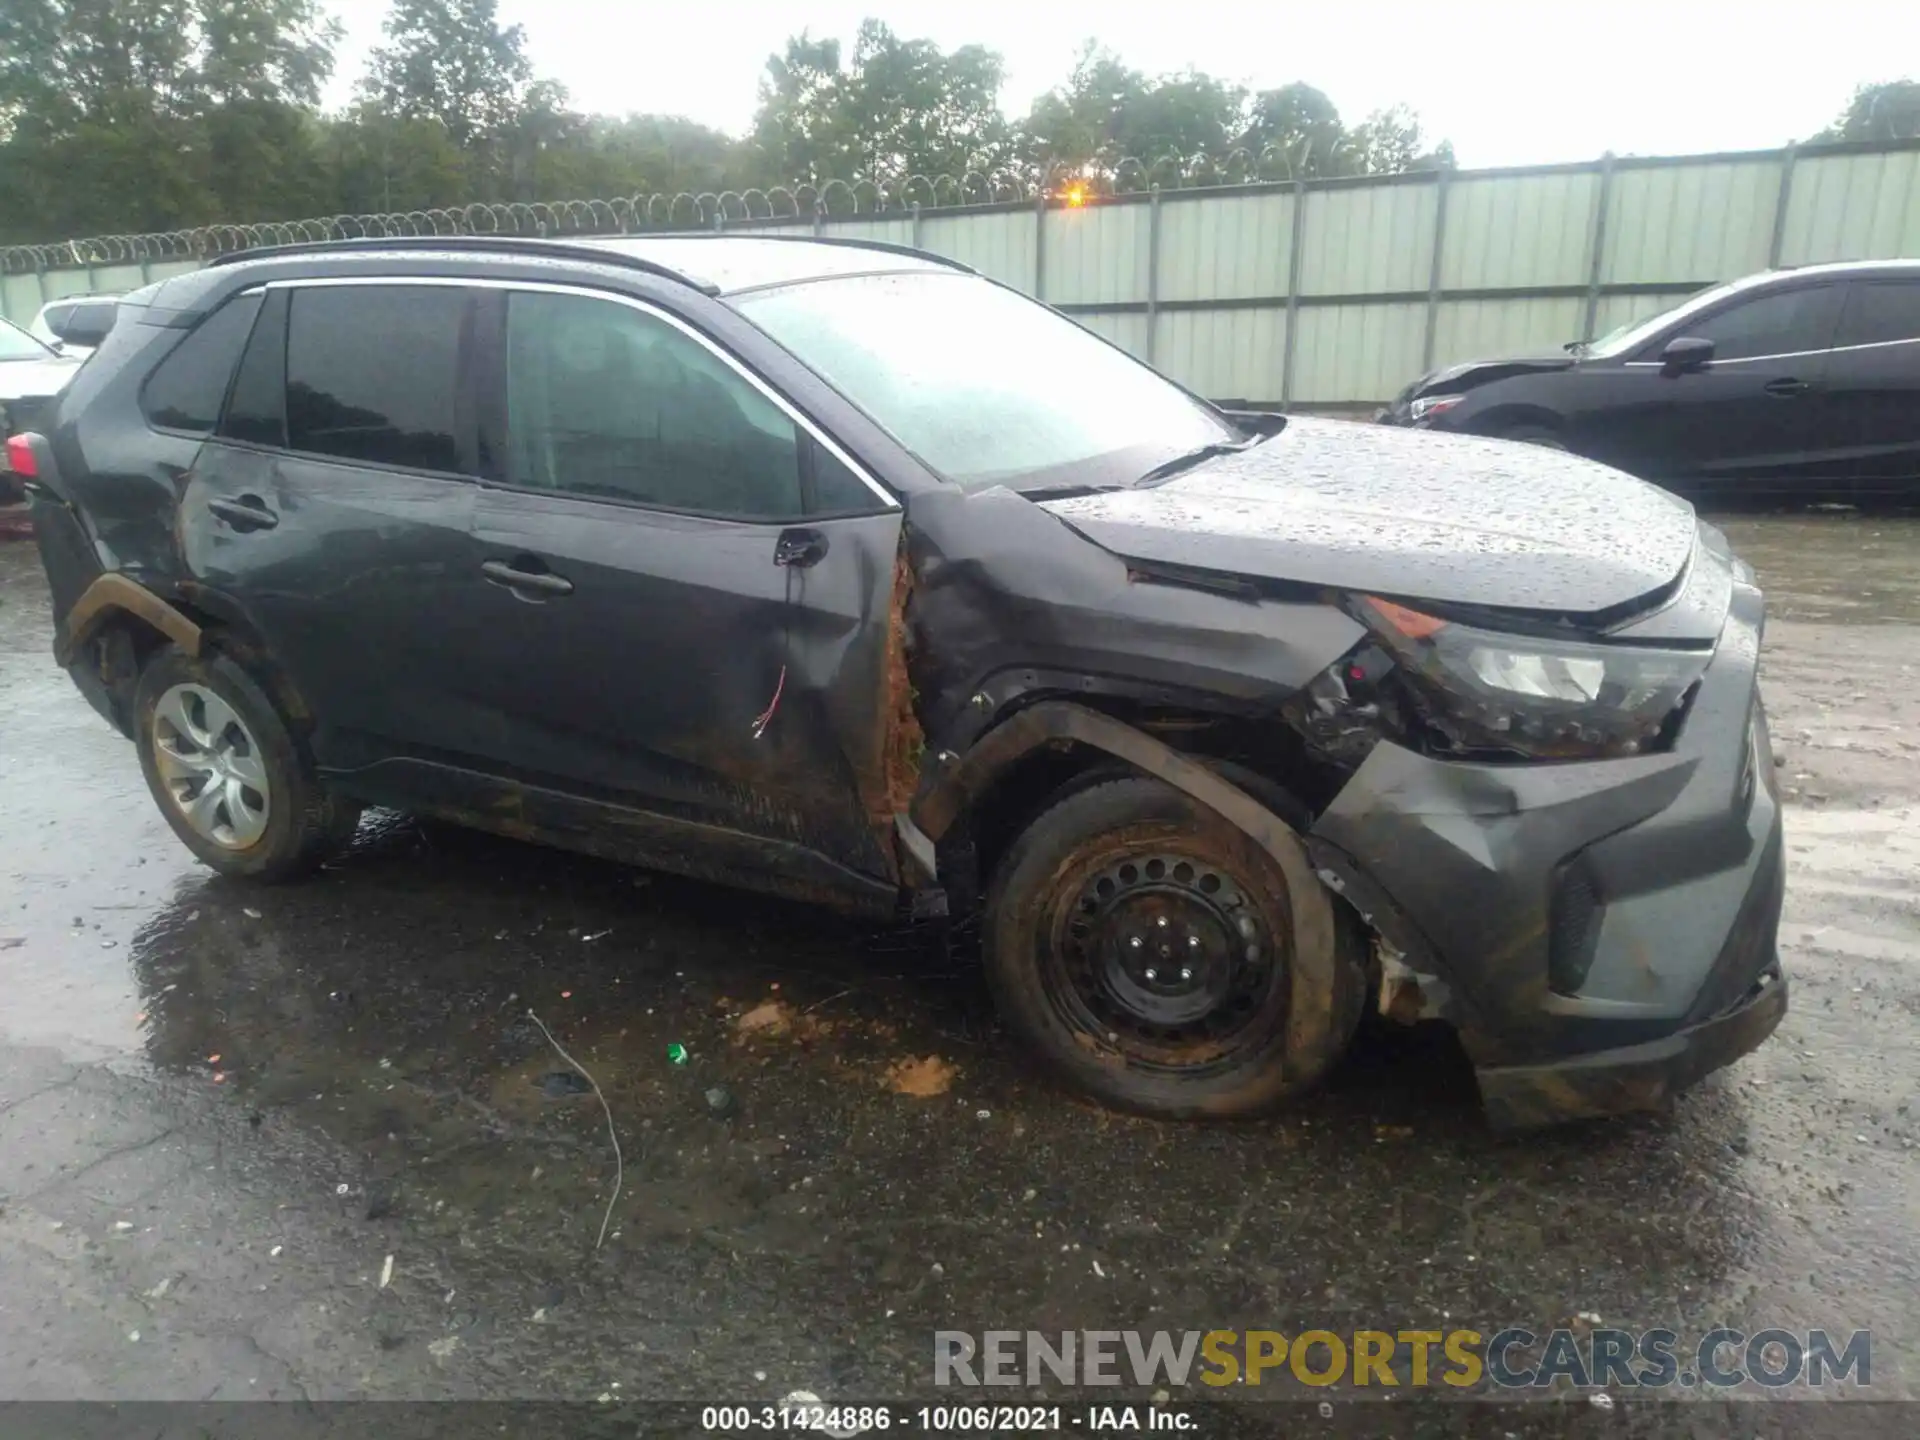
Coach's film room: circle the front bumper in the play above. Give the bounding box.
[1308,558,1786,1127]
[1474,956,1785,1129]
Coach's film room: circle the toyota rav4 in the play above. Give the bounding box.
[13,234,1786,1127]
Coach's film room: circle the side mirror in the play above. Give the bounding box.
[1219,407,1288,438]
[1659,335,1715,374]
[45,300,115,350]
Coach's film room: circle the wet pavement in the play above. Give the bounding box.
[1,516,1917,1429]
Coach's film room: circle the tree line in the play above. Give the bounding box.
[1,1,1913,249]
[0,0,1456,245]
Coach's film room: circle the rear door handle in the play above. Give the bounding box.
[207,494,278,531]
[1763,377,1809,397]
[481,558,575,597]
[773,527,828,568]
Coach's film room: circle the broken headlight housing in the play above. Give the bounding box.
[1355,597,1709,759]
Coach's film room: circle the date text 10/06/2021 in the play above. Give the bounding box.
[701,1404,1186,1432]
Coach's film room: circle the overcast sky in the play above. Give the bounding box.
[320,0,1917,169]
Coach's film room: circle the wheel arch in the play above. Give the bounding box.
[58,574,314,734]
[1460,402,1567,439]
[57,573,203,669]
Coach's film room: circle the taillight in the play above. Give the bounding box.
[4,434,38,478]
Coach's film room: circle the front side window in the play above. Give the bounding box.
[1675,285,1842,362]
[1835,279,1920,348]
[285,286,468,472]
[734,271,1236,493]
[504,290,806,518]
[142,292,263,434]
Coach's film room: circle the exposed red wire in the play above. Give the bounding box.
[751,664,787,740]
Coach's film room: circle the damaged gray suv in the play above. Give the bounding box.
[15,235,1786,1128]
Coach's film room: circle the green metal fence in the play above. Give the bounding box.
[7,137,1920,406]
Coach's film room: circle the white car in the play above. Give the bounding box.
[1,316,83,498]
[29,293,122,359]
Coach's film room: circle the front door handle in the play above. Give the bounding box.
[1763,377,1809,397]
[773,527,828,569]
[481,557,575,597]
[207,494,278,531]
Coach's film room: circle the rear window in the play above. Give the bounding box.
[141,293,263,434]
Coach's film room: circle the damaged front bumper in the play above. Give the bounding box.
[1471,956,1785,1129]
[1308,571,1786,1128]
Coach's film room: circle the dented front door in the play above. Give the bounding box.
[467,493,904,876]
[456,284,908,883]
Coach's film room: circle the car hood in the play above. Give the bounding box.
[1408,350,1576,398]
[0,355,83,403]
[1039,416,1698,617]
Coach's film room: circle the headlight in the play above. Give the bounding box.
[1408,393,1465,424]
[1356,597,1708,758]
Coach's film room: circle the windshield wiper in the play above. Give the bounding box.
[1564,338,1592,355]
[1133,438,1257,489]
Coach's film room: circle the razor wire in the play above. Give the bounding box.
[0,146,1318,276]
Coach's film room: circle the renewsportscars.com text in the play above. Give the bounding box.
[933,1328,1871,1390]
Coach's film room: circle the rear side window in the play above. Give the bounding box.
[503,289,805,518]
[142,292,263,434]
[1836,280,1920,348]
[285,286,469,472]
[1682,284,1841,360]
[222,289,289,447]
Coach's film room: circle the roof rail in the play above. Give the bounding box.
[201,234,719,294]
[643,231,977,275]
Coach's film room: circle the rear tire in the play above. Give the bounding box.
[134,644,361,880]
[984,776,1363,1118]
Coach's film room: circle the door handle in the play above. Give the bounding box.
[481,557,575,597]
[1763,377,1809,397]
[773,527,828,569]
[207,494,278,531]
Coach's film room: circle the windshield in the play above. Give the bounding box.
[733,271,1235,491]
[0,316,55,363]
[1582,274,1773,359]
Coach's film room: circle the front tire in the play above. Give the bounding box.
[984,776,1362,1118]
[134,645,360,880]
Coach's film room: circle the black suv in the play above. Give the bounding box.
[1381,260,1920,506]
[16,235,1786,1128]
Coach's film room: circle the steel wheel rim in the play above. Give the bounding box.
[151,683,271,849]
[1043,847,1290,1073]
